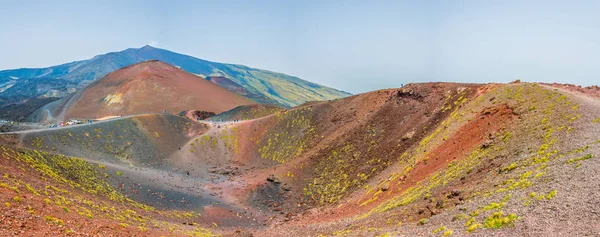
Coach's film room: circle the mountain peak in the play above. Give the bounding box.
[138,45,156,50]
[61,59,255,119]
[0,45,351,108]
[112,60,176,76]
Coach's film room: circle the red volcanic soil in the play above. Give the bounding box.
[63,60,255,120]
[0,149,172,236]
[351,104,516,213]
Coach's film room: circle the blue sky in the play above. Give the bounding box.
[0,0,598,93]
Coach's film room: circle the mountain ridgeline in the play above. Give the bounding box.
[0,45,350,108]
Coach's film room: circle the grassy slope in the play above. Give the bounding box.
[220,65,351,107]
[17,114,206,168]
[0,145,215,236]
[206,104,284,122]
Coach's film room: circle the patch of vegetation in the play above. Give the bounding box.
[31,137,44,149]
[305,144,364,205]
[209,105,283,121]
[258,107,317,163]
[466,223,481,233]
[367,147,490,215]
[258,107,316,163]
[482,194,511,211]
[1,146,153,210]
[484,212,518,229]
[45,215,65,226]
[546,190,557,200]
[219,127,239,153]
[433,225,446,233]
[25,183,40,196]
[566,154,593,167]
[501,163,518,173]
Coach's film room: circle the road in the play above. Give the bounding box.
[0,113,245,136]
[0,114,151,135]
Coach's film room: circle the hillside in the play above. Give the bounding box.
[0,45,351,107]
[42,60,255,121]
[207,104,284,122]
[1,82,599,236]
[0,97,60,122]
[0,77,77,98]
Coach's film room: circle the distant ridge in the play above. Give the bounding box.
[0,45,351,107]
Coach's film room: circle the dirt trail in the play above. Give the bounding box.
[56,87,84,121]
[541,84,600,105]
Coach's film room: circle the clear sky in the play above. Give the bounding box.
[0,0,598,93]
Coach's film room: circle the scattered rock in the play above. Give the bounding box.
[267,174,281,184]
[380,183,389,192]
[436,200,444,209]
[401,131,415,141]
[209,166,238,175]
[481,139,493,148]
[397,89,424,101]
[449,190,461,198]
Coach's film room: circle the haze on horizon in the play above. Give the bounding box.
[0,0,599,94]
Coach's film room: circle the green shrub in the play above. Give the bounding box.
[501,163,518,173]
[546,190,557,200]
[566,154,592,164]
[484,212,518,229]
